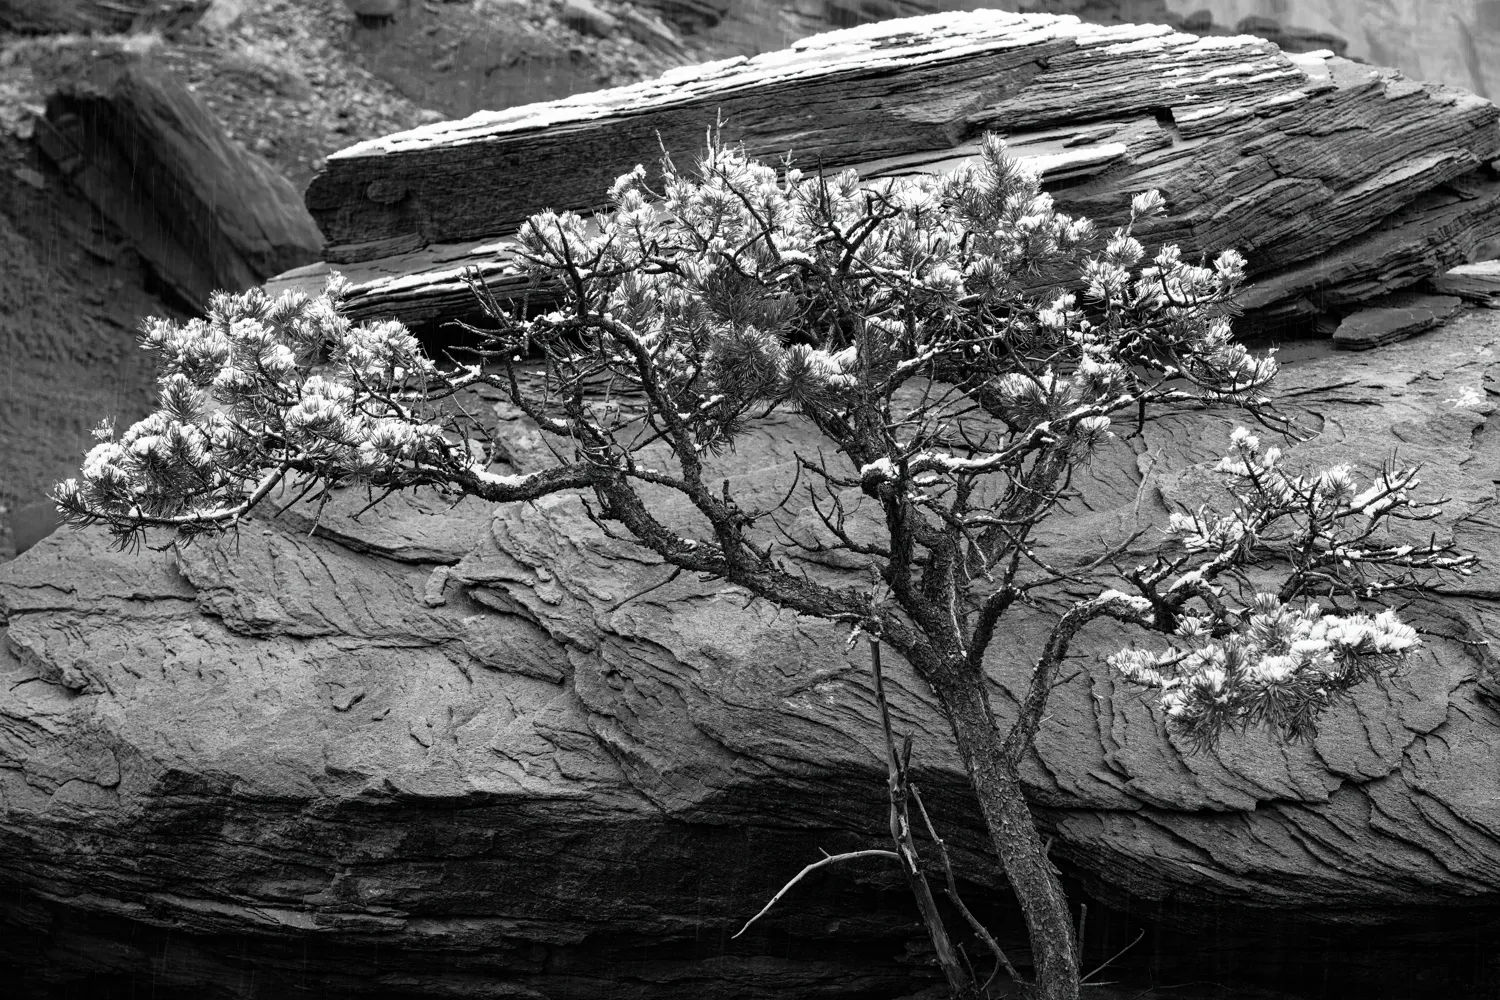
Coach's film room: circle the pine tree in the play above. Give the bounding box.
[55,133,1476,1000]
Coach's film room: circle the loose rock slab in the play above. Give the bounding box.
[1431,259,1500,305]
[1332,292,1464,350]
[285,10,1500,333]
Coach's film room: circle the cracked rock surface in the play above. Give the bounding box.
[2,315,1500,996]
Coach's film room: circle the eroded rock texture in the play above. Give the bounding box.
[279,10,1500,335]
[2,301,1500,996]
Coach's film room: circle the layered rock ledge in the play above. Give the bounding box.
[3,302,1499,996]
[272,10,1500,334]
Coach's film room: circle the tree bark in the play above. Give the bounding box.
[925,659,1080,1000]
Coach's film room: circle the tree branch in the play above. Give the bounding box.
[730,849,901,940]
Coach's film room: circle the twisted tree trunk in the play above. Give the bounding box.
[926,659,1081,1000]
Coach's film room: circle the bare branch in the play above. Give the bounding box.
[730,849,901,940]
[910,783,1025,988]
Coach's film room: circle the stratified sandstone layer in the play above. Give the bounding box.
[278,10,1500,332]
[3,303,1499,997]
[1332,292,1464,349]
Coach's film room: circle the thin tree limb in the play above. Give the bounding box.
[730,850,899,939]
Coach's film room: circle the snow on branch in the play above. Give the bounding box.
[1107,427,1477,749]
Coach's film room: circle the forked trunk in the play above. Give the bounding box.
[927,662,1080,1000]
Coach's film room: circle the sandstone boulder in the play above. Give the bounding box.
[283,10,1500,337]
[0,0,209,35]
[1431,259,1500,304]
[30,45,322,313]
[2,301,1499,996]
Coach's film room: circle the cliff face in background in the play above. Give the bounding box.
[1163,0,1500,98]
